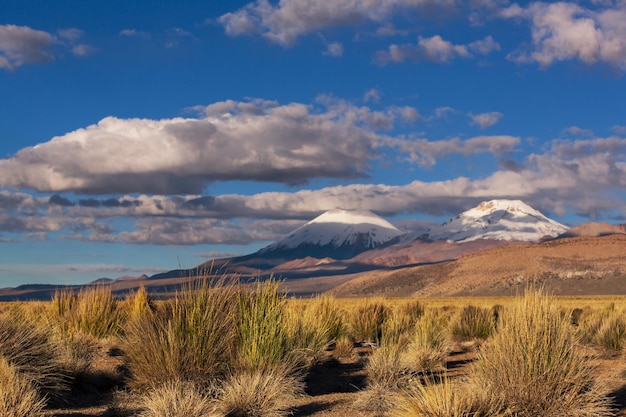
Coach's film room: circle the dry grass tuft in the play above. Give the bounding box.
[349,301,388,344]
[123,278,238,391]
[236,279,292,371]
[138,379,216,417]
[49,285,121,339]
[216,366,303,417]
[450,305,495,341]
[393,376,506,417]
[0,314,69,400]
[472,288,614,417]
[0,357,47,417]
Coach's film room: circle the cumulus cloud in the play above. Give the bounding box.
[219,0,455,46]
[503,1,626,70]
[376,35,498,65]
[1,135,626,244]
[0,24,95,69]
[0,99,388,194]
[386,135,519,167]
[0,24,55,69]
[120,218,302,245]
[469,111,504,128]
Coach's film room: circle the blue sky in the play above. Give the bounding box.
[1,0,626,287]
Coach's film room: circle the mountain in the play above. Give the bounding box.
[427,199,568,243]
[254,209,405,260]
[328,234,626,298]
[558,222,626,238]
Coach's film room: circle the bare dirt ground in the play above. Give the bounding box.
[330,235,626,298]
[44,343,626,417]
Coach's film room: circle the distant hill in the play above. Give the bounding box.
[328,235,626,297]
[4,200,626,300]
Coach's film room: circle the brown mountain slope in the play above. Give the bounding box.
[329,235,626,297]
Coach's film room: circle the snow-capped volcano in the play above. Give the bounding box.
[427,199,569,243]
[257,209,404,260]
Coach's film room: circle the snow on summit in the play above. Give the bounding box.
[427,199,569,243]
[259,209,404,259]
[274,209,403,249]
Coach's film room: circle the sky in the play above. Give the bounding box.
[1,0,626,287]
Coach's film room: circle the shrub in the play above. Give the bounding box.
[0,358,47,417]
[216,366,303,417]
[0,315,69,400]
[472,288,613,417]
[450,305,495,341]
[138,380,215,417]
[123,278,238,391]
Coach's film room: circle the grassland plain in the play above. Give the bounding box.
[1,285,626,416]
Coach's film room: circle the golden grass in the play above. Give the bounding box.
[0,357,46,417]
[216,366,304,417]
[393,376,507,417]
[472,288,614,417]
[0,314,69,400]
[122,278,238,391]
[137,379,215,417]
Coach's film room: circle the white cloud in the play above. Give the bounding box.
[324,41,344,57]
[503,2,626,70]
[385,134,519,167]
[2,135,626,244]
[71,44,95,56]
[561,126,595,137]
[0,99,387,194]
[0,24,55,69]
[363,88,382,103]
[219,0,455,46]
[376,35,498,65]
[468,35,501,55]
[469,111,504,128]
[119,29,151,39]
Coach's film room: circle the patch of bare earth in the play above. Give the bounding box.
[330,235,626,297]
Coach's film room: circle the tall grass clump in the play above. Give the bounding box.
[0,357,47,417]
[356,309,449,415]
[228,279,304,417]
[283,296,343,367]
[349,301,388,344]
[472,288,613,417]
[0,315,68,400]
[48,285,121,339]
[216,366,304,417]
[405,311,450,373]
[123,278,238,391]
[450,305,495,342]
[393,375,506,417]
[138,380,215,417]
[121,285,154,324]
[594,311,626,354]
[578,307,626,354]
[236,279,292,371]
